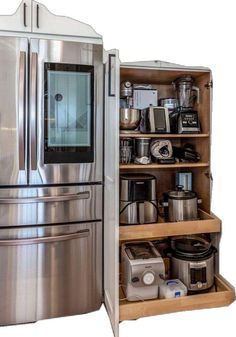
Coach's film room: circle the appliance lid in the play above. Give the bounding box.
[174,76,194,85]
[171,236,216,260]
[167,186,196,200]
[125,242,158,260]
[120,173,156,181]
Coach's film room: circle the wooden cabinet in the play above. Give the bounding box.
[104,60,235,336]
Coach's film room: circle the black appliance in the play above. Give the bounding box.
[120,174,158,225]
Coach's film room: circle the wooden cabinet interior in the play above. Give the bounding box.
[118,65,234,321]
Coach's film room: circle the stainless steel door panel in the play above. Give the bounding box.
[0,222,102,325]
[0,37,28,185]
[0,185,102,227]
[29,39,103,184]
[0,227,37,325]
[36,222,102,319]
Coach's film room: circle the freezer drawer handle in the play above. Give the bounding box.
[19,51,26,170]
[30,52,38,170]
[0,229,90,246]
[0,191,90,204]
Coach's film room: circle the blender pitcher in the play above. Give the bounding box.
[173,76,200,109]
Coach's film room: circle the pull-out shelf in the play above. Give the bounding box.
[119,275,235,321]
[120,210,221,242]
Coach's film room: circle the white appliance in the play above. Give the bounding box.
[121,242,165,301]
[133,88,158,109]
[159,279,187,299]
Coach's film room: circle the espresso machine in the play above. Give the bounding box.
[171,76,200,134]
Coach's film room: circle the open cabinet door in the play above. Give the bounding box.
[104,50,120,337]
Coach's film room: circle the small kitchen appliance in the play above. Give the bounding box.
[134,138,151,164]
[133,84,158,110]
[121,241,165,301]
[171,76,201,134]
[159,279,187,299]
[173,76,199,109]
[177,110,200,134]
[150,139,175,164]
[176,172,193,191]
[171,236,217,292]
[120,81,133,98]
[145,106,170,133]
[161,185,201,222]
[120,108,141,131]
[159,98,178,112]
[120,173,158,225]
[120,138,133,164]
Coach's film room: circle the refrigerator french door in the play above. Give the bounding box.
[0,36,103,324]
[0,36,103,186]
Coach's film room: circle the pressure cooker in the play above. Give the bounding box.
[162,185,201,222]
[170,236,217,292]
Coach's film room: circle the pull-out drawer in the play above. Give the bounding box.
[0,185,102,227]
[119,274,235,321]
[0,221,102,325]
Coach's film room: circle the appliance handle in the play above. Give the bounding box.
[108,54,116,97]
[36,4,40,28]
[30,52,38,170]
[0,191,90,204]
[192,86,200,104]
[18,51,26,170]
[0,229,90,246]
[23,3,27,27]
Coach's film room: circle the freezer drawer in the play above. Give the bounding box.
[0,184,102,227]
[0,222,102,325]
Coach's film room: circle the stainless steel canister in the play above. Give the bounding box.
[135,138,151,158]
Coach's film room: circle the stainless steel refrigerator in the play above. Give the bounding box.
[0,36,103,325]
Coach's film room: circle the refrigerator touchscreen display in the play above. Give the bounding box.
[44,63,94,163]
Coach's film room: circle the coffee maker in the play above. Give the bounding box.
[171,76,200,134]
[120,173,158,225]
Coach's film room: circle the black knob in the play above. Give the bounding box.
[131,277,139,283]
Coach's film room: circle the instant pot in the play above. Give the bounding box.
[171,236,217,292]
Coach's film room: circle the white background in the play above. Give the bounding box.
[0,0,236,336]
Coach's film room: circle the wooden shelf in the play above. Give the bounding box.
[120,133,210,138]
[119,210,221,241]
[120,162,209,169]
[119,275,235,321]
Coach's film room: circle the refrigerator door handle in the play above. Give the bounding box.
[23,3,27,27]
[36,4,40,28]
[30,52,38,170]
[0,229,90,246]
[0,191,90,204]
[18,51,26,170]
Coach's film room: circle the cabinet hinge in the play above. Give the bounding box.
[205,80,213,89]
[205,171,213,181]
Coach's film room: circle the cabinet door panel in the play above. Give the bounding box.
[31,1,101,39]
[0,1,31,33]
[104,50,120,337]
